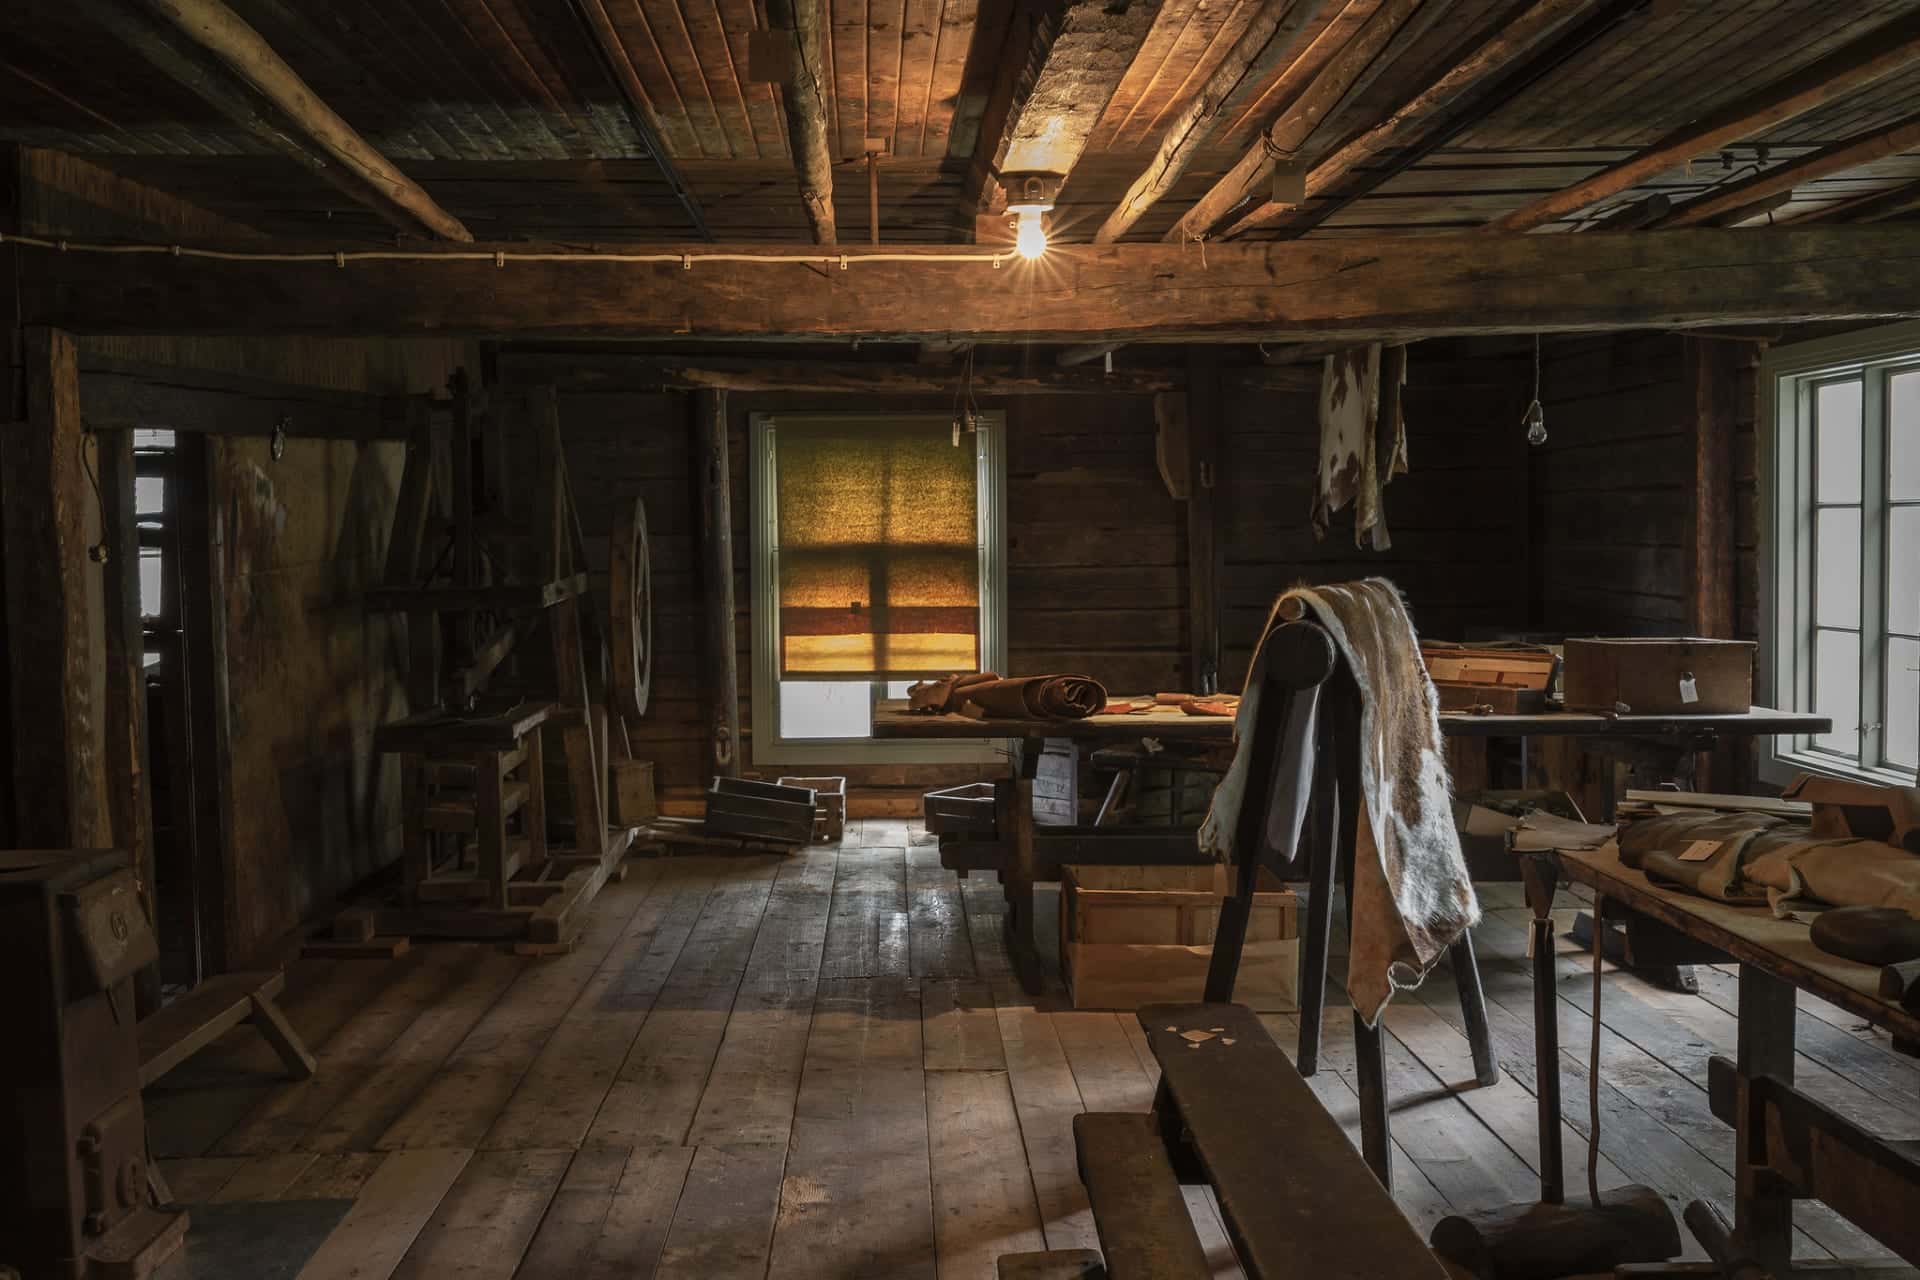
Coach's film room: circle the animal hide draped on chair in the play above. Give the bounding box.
[1313,345,1409,549]
[1202,578,1477,1026]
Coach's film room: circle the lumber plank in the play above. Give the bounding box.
[824,845,913,979]
[1054,1012,1157,1114]
[389,1148,571,1279]
[909,843,976,978]
[654,1142,788,1277]
[928,1070,1048,1277]
[768,978,936,1278]
[923,979,1007,1071]
[292,1148,472,1280]
[1073,1111,1212,1280]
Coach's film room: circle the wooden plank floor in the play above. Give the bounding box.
[145,821,1920,1278]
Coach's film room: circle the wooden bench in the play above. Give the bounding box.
[137,970,315,1088]
[1065,1002,1447,1280]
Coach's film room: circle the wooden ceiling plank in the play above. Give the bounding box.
[1214,0,1369,142]
[643,0,742,156]
[24,229,1920,342]
[830,0,869,162]
[1492,9,1920,232]
[919,0,979,157]
[75,0,474,240]
[1084,0,1201,154]
[954,0,1163,234]
[565,0,713,236]
[376,0,523,160]
[767,0,838,242]
[1094,0,1332,243]
[1793,175,1920,225]
[1224,0,1634,239]
[1661,109,1920,228]
[436,0,577,159]
[1134,0,1266,144]
[867,0,905,151]
[714,0,789,154]
[1163,0,1421,244]
[893,0,943,157]
[673,0,764,158]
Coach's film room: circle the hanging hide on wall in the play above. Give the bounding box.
[1312,344,1408,549]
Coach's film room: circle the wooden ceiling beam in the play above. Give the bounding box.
[20,229,1920,342]
[1221,0,1631,239]
[564,0,711,239]
[764,0,835,244]
[955,0,1163,236]
[1796,178,1920,225]
[1659,111,1920,229]
[77,0,473,242]
[1491,10,1920,232]
[1093,0,1332,244]
[1163,0,1431,245]
[500,352,1182,394]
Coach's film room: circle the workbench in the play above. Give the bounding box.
[873,700,1828,993]
[1523,841,1920,1275]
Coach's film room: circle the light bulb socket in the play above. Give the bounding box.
[1001,171,1061,214]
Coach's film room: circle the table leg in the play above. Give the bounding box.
[1004,736,1045,996]
[1521,854,1565,1205]
[1736,964,1796,1273]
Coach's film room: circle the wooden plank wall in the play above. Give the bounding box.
[560,387,1186,817]
[1218,346,1533,683]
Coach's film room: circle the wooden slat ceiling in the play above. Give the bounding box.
[7,0,1920,241]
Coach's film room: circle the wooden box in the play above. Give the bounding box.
[1562,637,1755,714]
[1060,865,1298,1012]
[778,775,847,842]
[610,759,657,826]
[705,776,817,845]
[924,781,999,835]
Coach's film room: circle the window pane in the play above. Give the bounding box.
[1813,628,1860,757]
[133,428,175,449]
[1892,506,1919,637]
[884,680,915,698]
[139,547,163,619]
[779,680,872,739]
[1816,380,1863,504]
[1887,637,1920,771]
[136,475,166,516]
[1893,371,1920,501]
[1814,506,1862,627]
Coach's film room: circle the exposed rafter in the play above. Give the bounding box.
[77,0,473,242]
[20,230,1920,342]
[1659,111,1920,229]
[955,0,1162,237]
[1220,0,1629,240]
[564,0,711,240]
[763,0,836,244]
[1491,10,1920,232]
[1093,0,1332,244]
[1163,0,1434,245]
[1798,178,1920,225]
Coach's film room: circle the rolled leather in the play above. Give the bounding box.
[960,674,1108,720]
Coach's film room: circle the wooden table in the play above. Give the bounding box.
[1524,841,1920,1274]
[873,701,1828,993]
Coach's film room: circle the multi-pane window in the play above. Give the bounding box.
[1765,327,1920,782]
[744,416,1006,767]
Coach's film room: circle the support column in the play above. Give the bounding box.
[696,389,741,779]
[2,326,112,848]
[1185,348,1222,694]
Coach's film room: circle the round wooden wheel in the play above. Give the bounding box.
[610,496,652,719]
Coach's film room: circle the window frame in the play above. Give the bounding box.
[748,410,1009,765]
[1760,321,1920,787]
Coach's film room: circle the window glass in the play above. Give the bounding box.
[1892,371,1920,501]
[778,680,872,740]
[1887,637,1920,771]
[1891,506,1919,637]
[1815,506,1862,628]
[139,547,163,619]
[133,429,176,449]
[136,475,167,516]
[1813,628,1860,756]
[1816,380,1863,504]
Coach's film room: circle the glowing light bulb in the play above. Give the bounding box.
[1014,208,1048,260]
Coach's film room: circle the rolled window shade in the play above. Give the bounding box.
[776,417,980,678]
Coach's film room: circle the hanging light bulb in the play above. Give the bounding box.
[1014,207,1048,260]
[1523,331,1548,446]
[1002,171,1061,262]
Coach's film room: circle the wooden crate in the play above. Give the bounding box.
[704,776,817,845]
[610,759,657,825]
[777,775,847,842]
[924,781,998,835]
[1060,865,1298,1012]
[1563,637,1755,714]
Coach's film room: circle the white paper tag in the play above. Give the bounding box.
[1677,838,1721,863]
[1679,674,1699,704]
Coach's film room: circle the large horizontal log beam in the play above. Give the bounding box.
[16,230,1920,342]
[497,353,1186,394]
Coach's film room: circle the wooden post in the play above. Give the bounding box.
[1687,336,1755,792]
[1185,349,1222,694]
[695,389,741,779]
[2,326,111,848]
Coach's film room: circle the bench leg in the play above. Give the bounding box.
[1354,1009,1393,1191]
[1450,930,1500,1087]
[1005,739,1045,996]
[248,991,317,1080]
[1296,771,1337,1077]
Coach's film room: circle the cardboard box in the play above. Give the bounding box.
[1562,637,1755,714]
[1060,865,1298,1012]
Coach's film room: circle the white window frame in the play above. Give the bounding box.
[748,410,1008,765]
[1760,320,1920,787]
